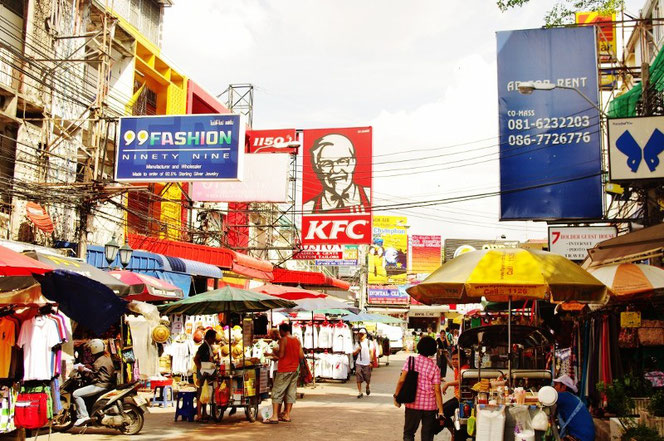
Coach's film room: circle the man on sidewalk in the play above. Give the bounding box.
[353,329,372,398]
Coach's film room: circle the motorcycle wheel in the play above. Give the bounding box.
[212,404,227,422]
[52,397,75,432]
[120,403,144,435]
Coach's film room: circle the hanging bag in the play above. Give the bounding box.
[299,358,313,385]
[14,392,49,429]
[199,379,211,404]
[395,356,419,404]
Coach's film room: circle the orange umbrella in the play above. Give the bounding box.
[587,263,664,302]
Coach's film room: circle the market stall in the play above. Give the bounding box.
[159,287,295,423]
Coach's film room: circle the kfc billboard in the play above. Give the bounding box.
[301,127,372,245]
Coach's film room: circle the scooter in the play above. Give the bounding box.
[52,371,148,435]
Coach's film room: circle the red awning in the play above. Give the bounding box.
[127,234,273,281]
[272,267,351,290]
[25,202,55,234]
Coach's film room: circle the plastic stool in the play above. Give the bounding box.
[151,385,174,407]
[174,391,196,422]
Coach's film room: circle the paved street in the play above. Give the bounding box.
[10,352,454,441]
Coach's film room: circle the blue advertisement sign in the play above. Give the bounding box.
[367,285,409,305]
[115,114,245,182]
[497,27,603,220]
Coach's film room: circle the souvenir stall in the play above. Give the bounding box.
[407,248,608,441]
[159,287,295,423]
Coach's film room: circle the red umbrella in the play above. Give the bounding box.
[109,270,183,302]
[0,245,53,276]
[252,284,326,300]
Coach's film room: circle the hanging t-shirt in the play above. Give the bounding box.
[318,325,333,349]
[17,316,61,381]
[292,324,303,345]
[0,318,16,378]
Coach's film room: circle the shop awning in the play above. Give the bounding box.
[25,202,54,234]
[587,223,664,267]
[127,233,273,280]
[272,267,351,290]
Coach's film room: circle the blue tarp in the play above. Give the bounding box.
[36,270,127,335]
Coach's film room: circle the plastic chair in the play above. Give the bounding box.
[174,391,196,422]
[152,385,174,407]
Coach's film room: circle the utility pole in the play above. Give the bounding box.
[358,245,368,310]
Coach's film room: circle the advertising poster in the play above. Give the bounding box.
[608,116,664,181]
[367,285,409,305]
[116,114,244,182]
[410,235,442,274]
[497,27,603,220]
[575,12,616,62]
[246,128,298,154]
[548,226,617,260]
[301,127,372,245]
[368,215,408,284]
[294,245,359,266]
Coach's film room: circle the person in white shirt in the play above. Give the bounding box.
[353,329,372,398]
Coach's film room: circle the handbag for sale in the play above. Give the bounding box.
[14,392,49,429]
[395,356,418,404]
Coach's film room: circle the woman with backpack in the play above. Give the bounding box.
[393,336,445,441]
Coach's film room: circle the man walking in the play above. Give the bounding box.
[353,329,372,398]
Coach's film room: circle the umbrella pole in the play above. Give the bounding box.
[508,296,512,389]
[312,311,316,387]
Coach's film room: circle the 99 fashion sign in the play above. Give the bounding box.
[301,127,372,245]
[115,114,245,182]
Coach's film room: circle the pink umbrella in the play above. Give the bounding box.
[109,270,183,302]
[0,245,53,276]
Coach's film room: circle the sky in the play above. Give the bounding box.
[162,0,645,242]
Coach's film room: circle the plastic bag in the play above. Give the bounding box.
[531,409,548,431]
[260,405,273,422]
[199,379,211,404]
[509,405,533,434]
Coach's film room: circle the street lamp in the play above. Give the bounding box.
[516,81,605,116]
[118,242,133,268]
[104,236,120,266]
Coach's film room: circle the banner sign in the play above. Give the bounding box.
[369,216,408,284]
[293,245,358,265]
[246,128,298,154]
[548,226,617,260]
[608,116,664,181]
[190,153,290,202]
[301,127,372,245]
[367,285,409,305]
[575,12,616,62]
[444,238,520,262]
[316,245,358,266]
[497,27,603,220]
[410,235,442,274]
[116,114,244,182]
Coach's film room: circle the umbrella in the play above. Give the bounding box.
[287,296,359,314]
[252,284,326,300]
[158,286,296,315]
[0,245,52,277]
[109,270,183,302]
[342,312,403,324]
[587,263,664,302]
[407,248,608,384]
[27,252,131,296]
[407,248,608,305]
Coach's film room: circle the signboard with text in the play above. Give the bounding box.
[410,235,442,274]
[246,128,298,154]
[575,12,616,62]
[116,114,244,182]
[293,245,358,265]
[369,216,408,284]
[367,285,409,305]
[301,127,372,245]
[497,27,603,220]
[548,226,617,260]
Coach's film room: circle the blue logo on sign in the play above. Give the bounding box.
[616,129,664,172]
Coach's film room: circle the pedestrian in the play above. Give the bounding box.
[353,328,372,398]
[263,322,303,424]
[553,375,595,441]
[436,330,453,379]
[393,336,444,441]
[193,329,217,422]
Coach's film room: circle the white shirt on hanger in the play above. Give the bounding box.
[17,316,61,381]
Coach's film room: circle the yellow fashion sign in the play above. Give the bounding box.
[368,215,408,284]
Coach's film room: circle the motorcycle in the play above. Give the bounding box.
[52,371,148,435]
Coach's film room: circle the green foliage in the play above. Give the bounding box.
[597,380,635,416]
[623,372,653,397]
[621,423,664,441]
[497,0,624,27]
[649,391,664,417]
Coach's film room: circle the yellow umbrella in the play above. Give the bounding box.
[407,248,607,305]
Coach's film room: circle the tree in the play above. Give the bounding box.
[497,0,624,26]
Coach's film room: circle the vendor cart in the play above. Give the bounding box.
[210,365,270,423]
